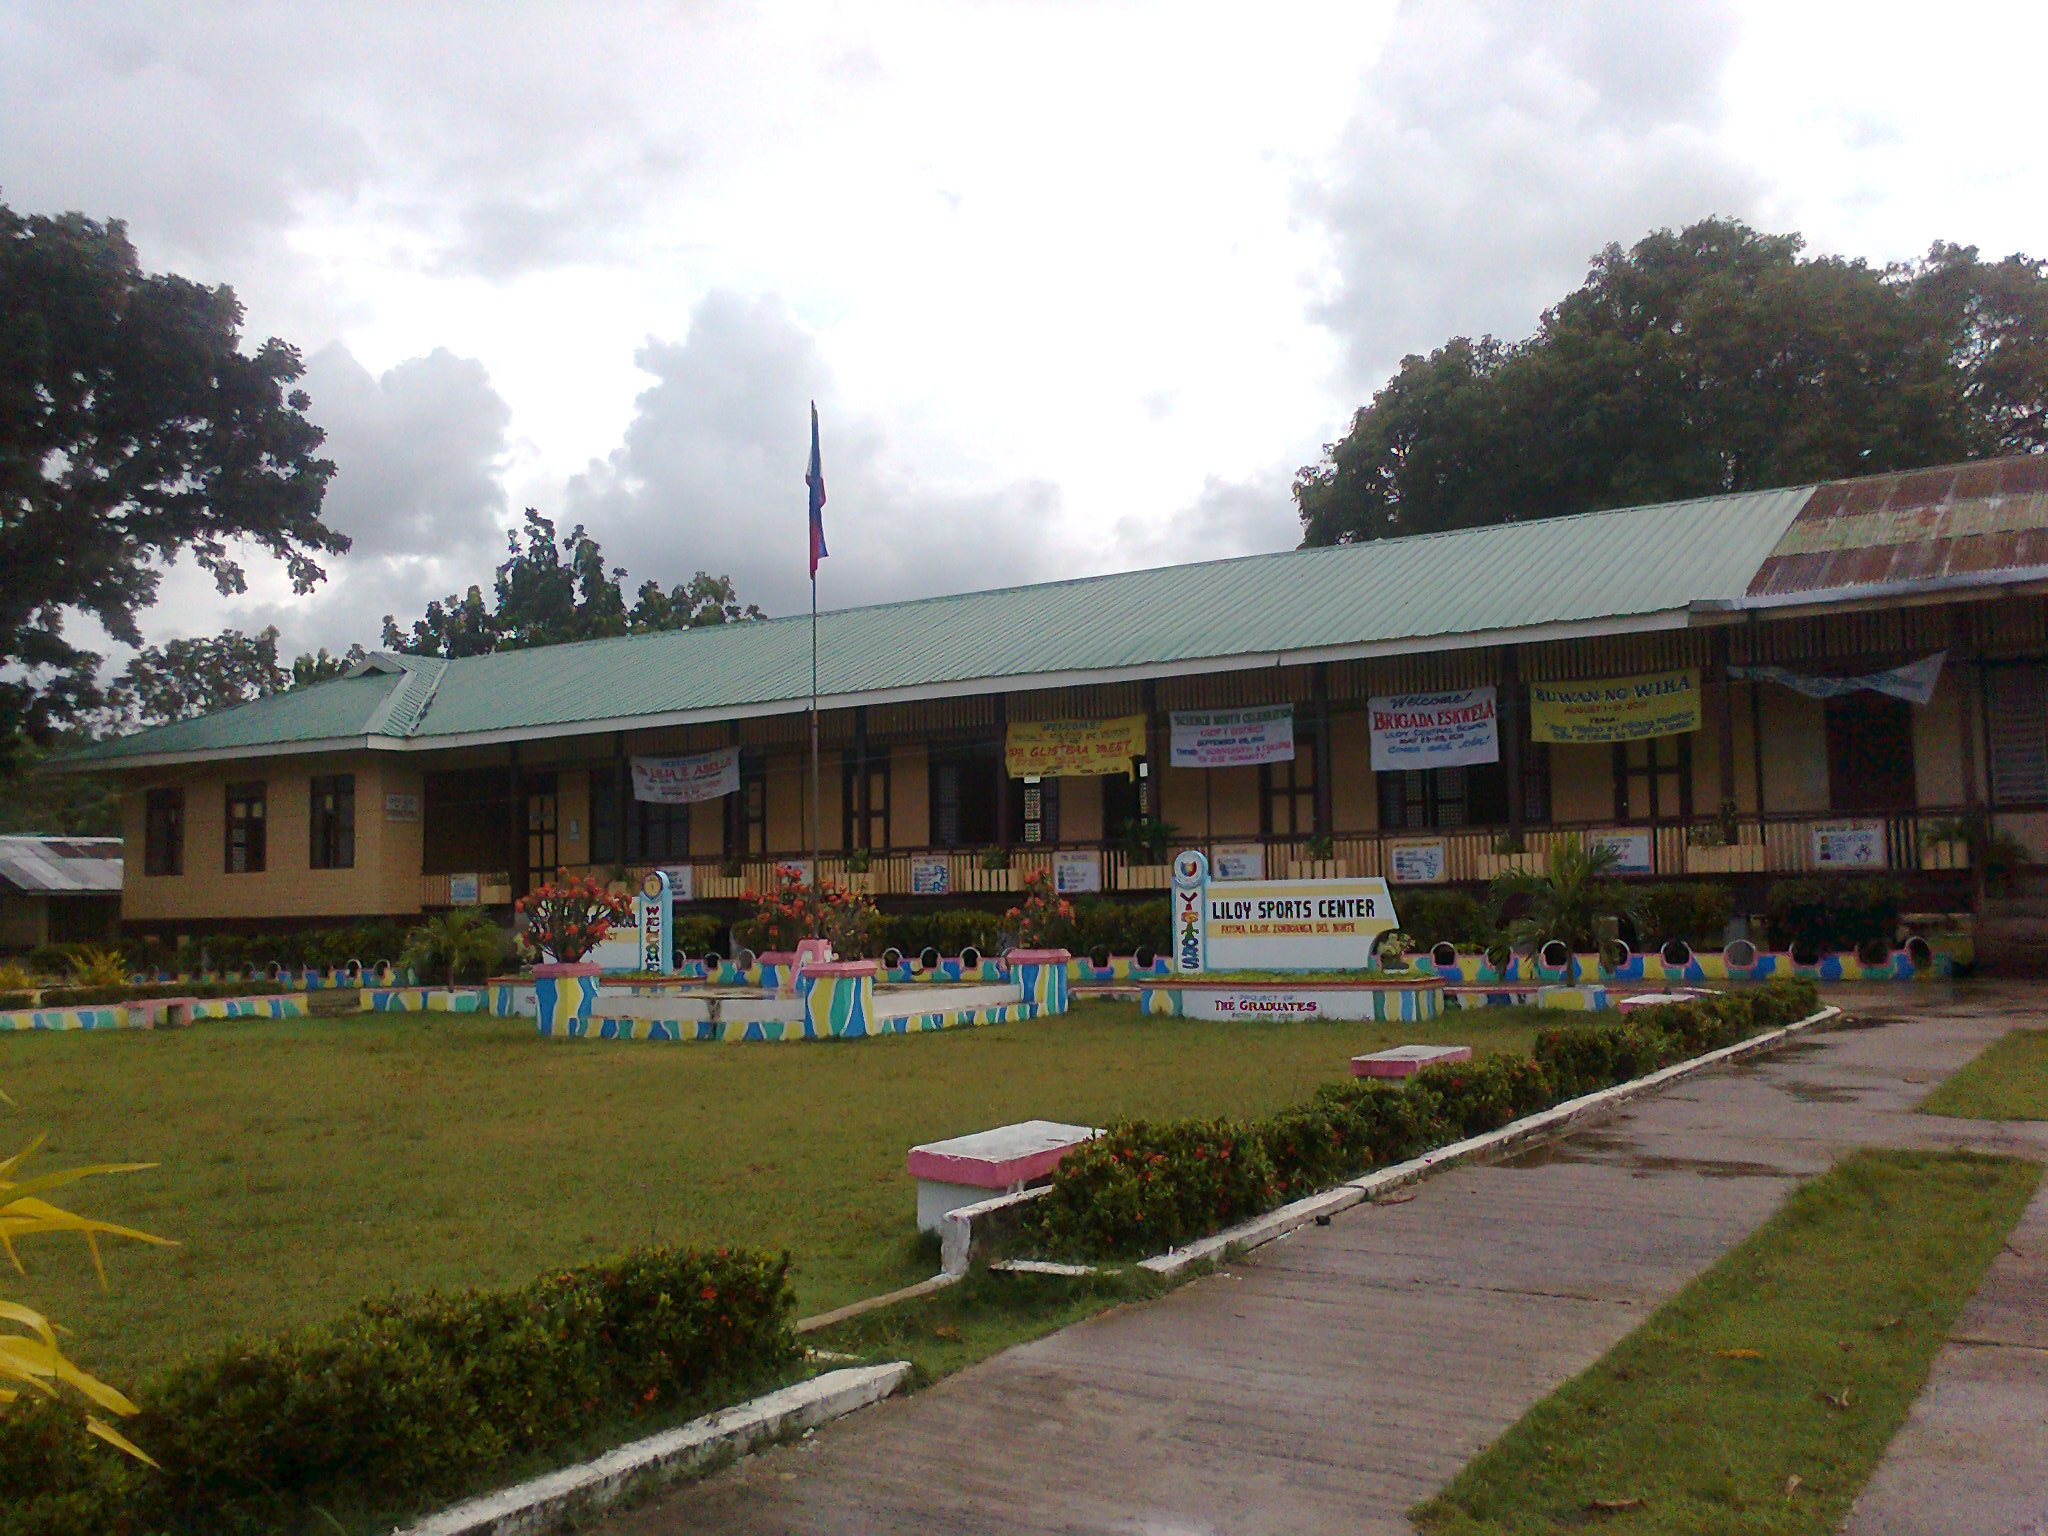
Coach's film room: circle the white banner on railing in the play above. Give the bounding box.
[631,746,740,804]
[1368,687,1499,771]
[1169,705,1295,768]
[1729,652,1945,707]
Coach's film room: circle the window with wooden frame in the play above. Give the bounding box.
[1988,664,2048,803]
[1261,751,1317,837]
[224,781,267,874]
[929,742,999,848]
[841,748,890,851]
[144,787,184,876]
[1612,735,1692,823]
[588,770,690,863]
[740,756,769,855]
[308,773,355,869]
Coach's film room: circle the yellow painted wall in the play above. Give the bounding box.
[1059,776,1104,842]
[122,754,422,923]
[1330,711,1376,831]
[892,744,930,847]
[1203,766,1262,837]
[1547,744,1612,822]
[1762,691,1831,813]
[1913,669,1967,807]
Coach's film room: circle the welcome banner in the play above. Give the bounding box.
[1367,686,1498,771]
[1169,705,1295,768]
[1530,669,1702,744]
[631,746,740,803]
[1004,715,1148,777]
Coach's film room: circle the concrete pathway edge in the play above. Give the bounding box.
[392,1363,912,1536]
[1139,1004,1843,1275]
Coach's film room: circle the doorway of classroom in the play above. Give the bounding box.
[524,773,560,887]
[1825,693,1917,812]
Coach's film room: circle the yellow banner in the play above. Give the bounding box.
[1530,669,1702,744]
[1004,714,1148,777]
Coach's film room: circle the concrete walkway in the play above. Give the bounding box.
[599,985,2048,1536]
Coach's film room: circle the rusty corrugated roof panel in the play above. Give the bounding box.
[1747,455,2048,599]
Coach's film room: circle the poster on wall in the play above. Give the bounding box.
[1053,850,1102,894]
[1168,705,1295,768]
[383,792,421,823]
[448,873,480,906]
[1591,830,1653,875]
[1004,715,1147,777]
[910,856,951,895]
[1367,687,1499,771]
[1530,670,1701,744]
[1171,849,1398,972]
[1211,842,1265,881]
[774,859,814,886]
[660,864,695,902]
[631,746,740,804]
[1388,838,1449,884]
[1813,820,1887,870]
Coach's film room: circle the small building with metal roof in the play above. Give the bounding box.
[0,836,123,951]
[57,452,2048,932]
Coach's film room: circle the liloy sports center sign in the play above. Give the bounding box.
[1171,849,1399,973]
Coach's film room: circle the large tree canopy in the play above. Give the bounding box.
[381,508,764,659]
[0,203,346,762]
[1296,220,2048,546]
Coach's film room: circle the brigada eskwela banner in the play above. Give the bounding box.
[1367,687,1498,771]
[1005,714,1147,777]
[631,745,740,803]
[1530,669,1702,744]
[1169,705,1295,768]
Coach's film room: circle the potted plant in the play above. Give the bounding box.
[1287,832,1349,880]
[843,847,875,895]
[1685,799,1755,874]
[517,871,631,1035]
[1473,829,1534,881]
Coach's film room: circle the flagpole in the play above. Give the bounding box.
[810,565,820,884]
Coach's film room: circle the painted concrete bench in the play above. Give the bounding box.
[1350,1043,1473,1079]
[124,996,200,1028]
[906,1120,1098,1231]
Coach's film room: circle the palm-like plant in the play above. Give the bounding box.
[1487,836,1644,953]
[2,1134,171,1461]
[401,909,507,987]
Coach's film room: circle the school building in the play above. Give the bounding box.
[64,453,2048,935]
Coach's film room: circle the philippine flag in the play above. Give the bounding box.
[806,401,828,578]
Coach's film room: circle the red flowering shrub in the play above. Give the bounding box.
[735,869,881,957]
[1026,1119,1278,1259]
[515,871,632,964]
[1004,868,1075,951]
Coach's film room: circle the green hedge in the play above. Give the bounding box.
[0,980,305,1010]
[0,1246,799,1536]
[1390,890,1492,948]
[873,898,1171,962]
[1633,882,1736,946]
[1765,878,1905,953]
[1028,979,1820,1260]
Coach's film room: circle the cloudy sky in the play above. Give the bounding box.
[7,0,2048,660]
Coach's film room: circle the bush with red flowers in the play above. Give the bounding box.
[515,871,633,964]
[734,868,880,957]
[1004,868,1075,951]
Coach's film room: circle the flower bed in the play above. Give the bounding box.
[0,1246,799,1535]
[1023,979,1820,1260]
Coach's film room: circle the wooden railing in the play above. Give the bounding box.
[417,808,1986,908]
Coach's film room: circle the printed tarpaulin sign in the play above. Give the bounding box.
[1004,715,1147,778]
[1530,669,1702,744]
[1368,687,1498,771]
[631,746,740,804]
[1171,849,1399,973]
[1729,652,1945,707]
[1169,705,1295,768]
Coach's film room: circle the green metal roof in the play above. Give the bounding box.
[69,481,1816,766]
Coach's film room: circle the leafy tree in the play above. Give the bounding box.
[0,203,346,768]
[628,571,766,630]
[290,643,368,688]
[382,508,763,657]
[0,735,120,836]
[1488,837,1644,953]
[1297,219,2048,545]
[106,625,289,725]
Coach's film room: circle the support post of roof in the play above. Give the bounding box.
[1501,649,1524,840]
[507,741,524,902]
[855,706,869,854]
[1713,629,1737,824]
[1953,608,1987,912]
[1310,667,1332,838]
[726,721,742,857]
[1746,617,1768,839]
[612,731,628,873]
[994,695,1010,848]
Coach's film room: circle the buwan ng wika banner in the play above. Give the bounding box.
[1004,715,1147,777]
[631,746,740,804]
[1530,669,1702,745]
[1169,705,1295,768]
[1368,687,1498,771]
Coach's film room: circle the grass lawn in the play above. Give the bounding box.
[0,996,1545,1388]
[1412,1148,2040,1536]
[1917,1028,2048,1120]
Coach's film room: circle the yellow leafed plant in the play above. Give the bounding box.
[1,1131,172,1462]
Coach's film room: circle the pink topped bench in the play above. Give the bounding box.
[907,1120,1098,1231]
[1350,1043,1473,1079]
